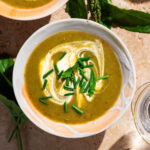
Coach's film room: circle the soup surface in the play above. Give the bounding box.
[24,30,122,124]
[1,0,52,8]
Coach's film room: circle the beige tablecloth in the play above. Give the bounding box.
[0,0,150,149]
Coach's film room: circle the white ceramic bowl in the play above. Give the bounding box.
[13,19,136,138]
[0,0,68,20]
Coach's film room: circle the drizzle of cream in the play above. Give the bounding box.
[39,40,104,106]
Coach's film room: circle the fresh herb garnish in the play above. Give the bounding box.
[62,67,74,78]
[80,71,88,81]
[62,63,79,79]
[66,77,70,86]
[80,81,87,93]
[42,79,48,90]
[59,52,67,60]
[74,79,80,89]
[84,82,90,93]
[64,85,74,91]
[80,77,84,87]
[79,68,86,73]
[78,59,85,67]
[83,64,94,68]
[78,56,90,61]
[64,93,74,96]
[87,69,96,97]
[57,70,64,80]
[64,101,68,113]
[43,69,54,79]
[97,75,109,80]
[39,99,48,105]
[73,76,76,89]
[72,105,84,114]
[54,63,59,74]
[39,96,52,100]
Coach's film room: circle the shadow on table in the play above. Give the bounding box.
[131,0,150,3]
[0,15,50,57]
[21,120,105,150]
[109,132,150,150]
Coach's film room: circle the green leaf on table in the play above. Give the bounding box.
[100,0,150,33]
[121,25,150,33]
[0,54,15,99]
[66,0,88,19]
[0,54,14,87]
[0,94,27,125]
[0,57,14,73]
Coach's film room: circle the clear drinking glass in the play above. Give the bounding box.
[132,82,150,144]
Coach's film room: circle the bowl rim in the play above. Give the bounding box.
[0,0,68,21]
[13,18,136,138]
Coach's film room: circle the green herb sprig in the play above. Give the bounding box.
[67,0,150,33]
[72,105,84,114]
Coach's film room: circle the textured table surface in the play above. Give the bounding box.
[0,0,150,150]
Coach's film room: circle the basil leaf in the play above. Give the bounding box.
[66,0,88,19]
[101,0,150,33]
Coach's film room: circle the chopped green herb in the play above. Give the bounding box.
[64,101,67,113]
[79,68,86,73]
[80,77,84,87]
[62,67,73,78]
[57,71,64,80]
[59,52,67,60]
[78,59,84,67]
[73,76,76,88]
[78,56,90,61]
[43,69,54,79]
[42,79,48,90]
[72,105,84,114]
[80,81,87,93]
[87,69,96,97]
[97,75,109,80]
[39,99,48,105]
[74,79,80,89]
[62,63,79,79]
[64,93,74,96]
[66,77,70,86]
[39,96,52,100]
[84,82,90,93]
[80,71,88,81]
[64,85,74,91]
[54,63,59,74]
[83,64,94,68]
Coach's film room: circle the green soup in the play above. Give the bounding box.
[24,30,122,124]
[1,0,52,8]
